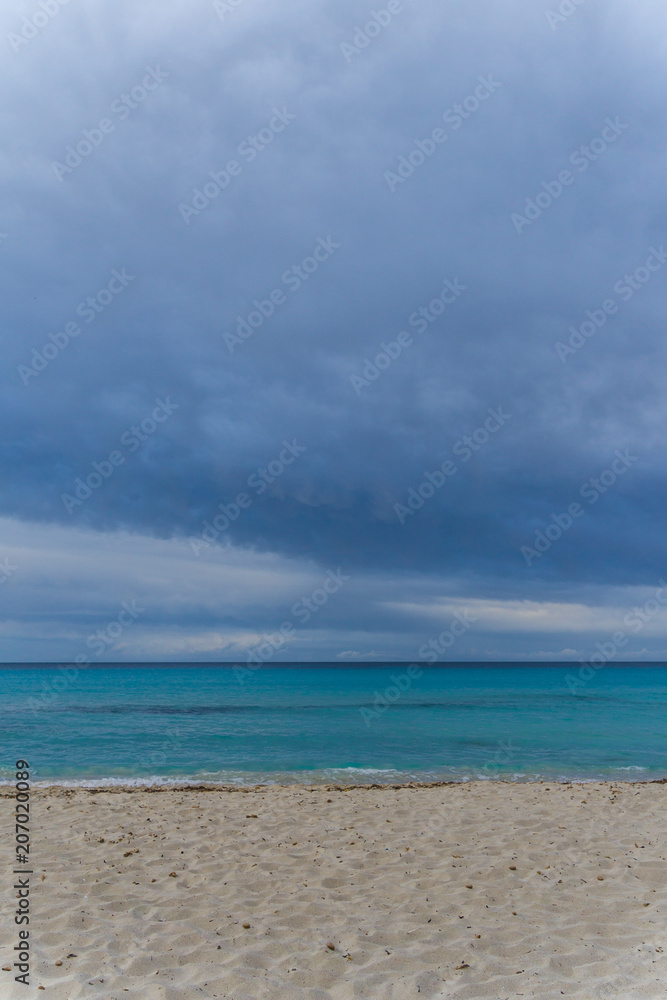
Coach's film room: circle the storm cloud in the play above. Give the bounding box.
[2,0,667,660]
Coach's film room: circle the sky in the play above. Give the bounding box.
[2,0,667,663]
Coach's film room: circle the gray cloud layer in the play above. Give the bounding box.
[2,0,667,658]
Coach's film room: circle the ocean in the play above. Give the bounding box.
[1,664,666,786]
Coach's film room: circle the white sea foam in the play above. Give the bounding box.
[0,763,658,789]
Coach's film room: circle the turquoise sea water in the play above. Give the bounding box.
[0,664,666,785]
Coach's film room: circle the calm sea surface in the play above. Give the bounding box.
[1,664,665,785]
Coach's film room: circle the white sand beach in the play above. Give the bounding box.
[2,781,665,999]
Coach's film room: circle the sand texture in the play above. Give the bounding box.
[1,781,666,999]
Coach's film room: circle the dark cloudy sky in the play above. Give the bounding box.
[2,0,667,662]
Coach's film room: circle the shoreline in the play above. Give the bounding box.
[2,775,667,794]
